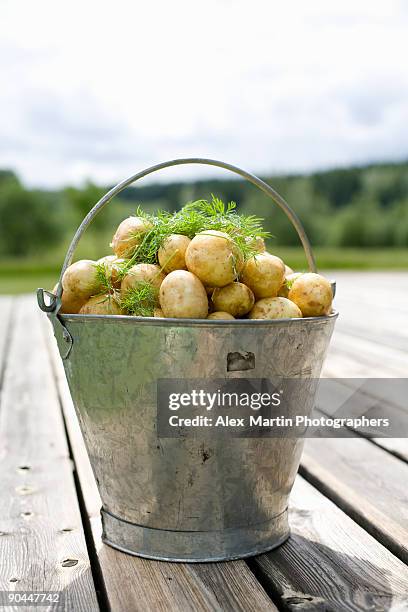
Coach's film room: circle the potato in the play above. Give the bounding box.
[97,255,125,288]
[205,285,215,296]
[212,282,255,317]
[110,216,152,258]
[240,253,285,299]
[153,307,165,318]
[185,230,244,287]
[288,273,332,317]
[159,270,208,318]
[62,260,102,300]
[285,264,294,275]
[158,234,191,273]
[249,297,302,320]
[246,235,266,253]
[79,294,124,315]
[278,272,303,298]
[121,263,165,294]
[207,311,235,320]
[52,283,86,314]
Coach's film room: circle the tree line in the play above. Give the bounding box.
[1,161,408,258]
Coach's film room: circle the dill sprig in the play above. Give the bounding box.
[119,195,270,270]
[120,281,158,317]
[94,261,114,293]
[177,195,270,262]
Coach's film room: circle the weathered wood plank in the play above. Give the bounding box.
[370,437,408,463]
[301,436,408,563]
[0,297,98,611]
[330,271,408,351]
[322,333,408,461]
[251,476,408,611]
[314,377,408,463]
[43,313,277,612]
[316,377,407,431]
[90,540,278,612]
[324,331,408,377]
[0,296,13,385]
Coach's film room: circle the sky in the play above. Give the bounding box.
[1,0,408,188]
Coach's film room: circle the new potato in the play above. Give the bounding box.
[121,263,165,294]
[278,272,303,298]
[58,198,335,321]
[207,311,235,320]
[79,294,124,315]
[212,282,255,317]
[52,283,86,314]
[159,270,208,318]
[249,297,302,320]
[110,216,152,258]
[246,236,266,253]
[158,234,191,273]
[240,253,285,299]
[185,230,244,287]
[97,255,125,288]
[288,273,332,317]
[62,259,102,300]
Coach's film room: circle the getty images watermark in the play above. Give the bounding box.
[157,378,407,438]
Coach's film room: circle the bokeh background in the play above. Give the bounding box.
[1,0,408,293]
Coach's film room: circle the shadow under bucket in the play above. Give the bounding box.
[38,158,338,562]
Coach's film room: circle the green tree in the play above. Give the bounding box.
[312,168,362,208]
[328,198,394,247]
[63,182,108,230]
[0,179,62,256]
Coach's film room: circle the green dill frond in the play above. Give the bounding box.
[181,195,270,261]
[115,258,131,280]
[123,203,206,267]
[134,204,153,220]
[118,195,270,268]
[94,262,114,293]
[189,194,236,217]
[120,281,158,317]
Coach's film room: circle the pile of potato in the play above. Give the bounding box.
[55,210,333,320]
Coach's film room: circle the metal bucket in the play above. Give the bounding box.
[38,158,337,562]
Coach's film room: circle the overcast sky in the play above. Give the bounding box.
[1,1,408,188]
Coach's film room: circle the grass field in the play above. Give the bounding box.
[1,247,408,294]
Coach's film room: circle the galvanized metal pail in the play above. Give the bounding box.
[38,158,337,562]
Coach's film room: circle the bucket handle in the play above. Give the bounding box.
[39,157,317,311]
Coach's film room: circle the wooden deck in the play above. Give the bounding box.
[1,272,408,611]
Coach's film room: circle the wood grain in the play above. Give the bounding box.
[0,296,13,385]
[301,436,408,563]
[322,273,408,462]
[314,378,408,463]
[252,476,408,611]
[0,298,98,611]
[324,331,408,378]
[43,311,277,612]
[369,437,408,463]
[332,271,408,352]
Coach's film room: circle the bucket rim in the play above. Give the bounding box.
[57,310,338,327]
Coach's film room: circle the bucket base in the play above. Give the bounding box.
[101,507,290,562]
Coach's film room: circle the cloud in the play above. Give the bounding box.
[0,0,407,187]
